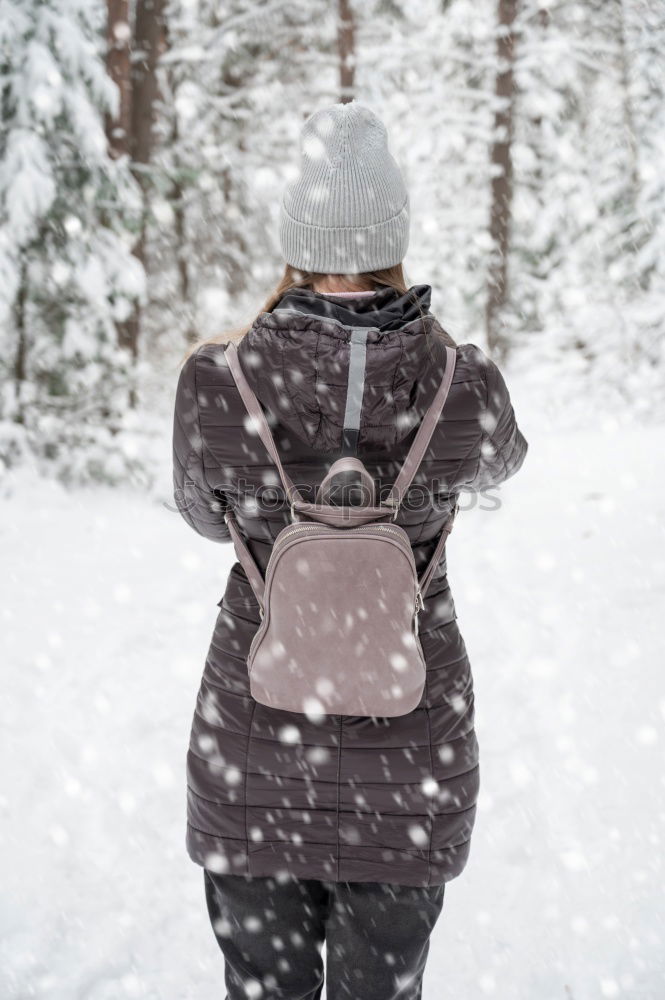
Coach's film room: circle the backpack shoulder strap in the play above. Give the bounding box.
[225,341,304,508]
[417,500,459,601]
[384,345,457,515]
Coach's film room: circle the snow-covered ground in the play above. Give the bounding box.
[2,401,664,999]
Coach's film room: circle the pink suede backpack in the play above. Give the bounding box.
[223,340,458,719]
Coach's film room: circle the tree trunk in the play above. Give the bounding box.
[117,0,166,370]
[338,0,356,104]
[170,112,198,344]
[615,0,650,294]
[13,260,28,424]
[131,0,166,172]
[105,0,136,382]
[105,0,132,158]
[617,0,640,198]
[486,0,519,358]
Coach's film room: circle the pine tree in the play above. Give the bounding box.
[0,0,147,484]
[353,0,497,344]
[508,0,665,413]
[143,0,334,352]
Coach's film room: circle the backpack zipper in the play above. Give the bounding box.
[269,521,423,615]
[275,522,409,546]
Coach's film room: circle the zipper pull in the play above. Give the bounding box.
[415,588,425,614]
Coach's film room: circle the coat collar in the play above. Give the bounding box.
[271,283,433,331]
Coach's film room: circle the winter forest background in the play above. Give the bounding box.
[1,0,663,484]
[2,1,664,999]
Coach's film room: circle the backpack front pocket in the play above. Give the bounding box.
[247,526,425,718]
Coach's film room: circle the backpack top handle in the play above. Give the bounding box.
[316,456,376,507]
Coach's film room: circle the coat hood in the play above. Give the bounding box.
[237,284,453,454]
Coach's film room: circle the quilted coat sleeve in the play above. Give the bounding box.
[466,345,529,491]
[172,347,231,543]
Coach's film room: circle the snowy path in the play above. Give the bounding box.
[2,421,664,999]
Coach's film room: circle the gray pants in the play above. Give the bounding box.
[203,869,445,1000]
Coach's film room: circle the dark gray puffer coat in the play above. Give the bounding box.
[172,283,527,887]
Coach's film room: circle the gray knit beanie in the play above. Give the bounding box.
[279,101,410,274]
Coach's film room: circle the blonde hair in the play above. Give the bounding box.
[180,261,454,365]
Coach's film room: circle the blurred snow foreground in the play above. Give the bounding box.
[1,396,664,999]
